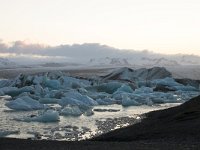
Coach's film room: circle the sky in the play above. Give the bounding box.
[0,0,200,55]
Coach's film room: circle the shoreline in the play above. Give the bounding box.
[1,96,200,149]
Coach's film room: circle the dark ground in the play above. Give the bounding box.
[0,138,200,150]
[1,96,200,149]
[93,95,200,142]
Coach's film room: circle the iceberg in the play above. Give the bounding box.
[44,79,61,90]
[134,87,153,94]
[0,79,12,88]
[39,98,59,104]
[122,95,141,106]
[96,98,116,105]
[60,106,83,116]
[59,76,90,89]
[63,91,97,106]
[33,76,44,85]
[84,109,94,116]
[22,110,60,122]
[95,82,123,94]
[114,84,134,94]
[34,84,45,96]
[152,77,182,87]
[174,85,198,91]
[58,97,91,111]
[6,96,44,111]
[0,86,34,97]
[0,130,19,137]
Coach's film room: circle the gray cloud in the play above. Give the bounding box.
[0,40,200,65]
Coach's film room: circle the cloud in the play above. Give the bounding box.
[0,40,200,65]
[0,40,155,60]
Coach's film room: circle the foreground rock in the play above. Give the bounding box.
[93,95,200,142]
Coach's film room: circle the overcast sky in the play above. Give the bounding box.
[0,0,200,55]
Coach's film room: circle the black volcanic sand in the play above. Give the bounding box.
[1,138,200,150]
[1,96,200,150]
[93,95,200,142]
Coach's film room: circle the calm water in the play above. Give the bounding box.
[0,96,180,140]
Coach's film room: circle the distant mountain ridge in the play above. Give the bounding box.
[88,57,181,67]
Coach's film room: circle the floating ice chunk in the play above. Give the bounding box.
[84,109,94,116]
[174,85,198,91]
[0,86,34,97]
[6,96,44,111]
[58,97,91,111]
[39,98,59,104]
[95,82,123,94]
[122,95,141,106]
[60,106,83,116]
[33,76,44,85]
[34,84,45,96]
[150,92,177,103]
[77,88,88,94]
[44,79,61,89]
[152,77,182,87]
[22,110,60,122]
[59,76,90,89]
[0,130,19,137]
[63,91,97,106]
[134,87,153,94]
[19,86,34,93]
[88,92,110,100]
[114,84,134,94]
[96,98,116,105]
[0,87,18,96]
[146,99,154,106]
[0,90,4,96]
[112,92,131,101]
[0,79,12,88]
[49,90,64,99]
[15,92,30,99]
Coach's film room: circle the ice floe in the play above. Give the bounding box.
[18,110,60,122]
[6,96,45,111]
[0,67,199,119]
[60,106,83,116]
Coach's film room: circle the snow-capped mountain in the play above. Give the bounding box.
[89,57,130,66]
[140,57,180,66]
[88,57,181,67]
